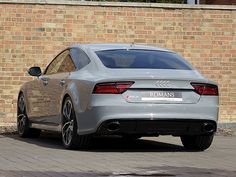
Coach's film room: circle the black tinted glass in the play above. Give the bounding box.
[96,50,193,70]
[70,48,90,70]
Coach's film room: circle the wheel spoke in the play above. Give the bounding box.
[62,120,73,145]
[62,122,70,132]
[67,129,72,143]
[62,128,68,144]
[17,114,26,134]
[67,102,72,119]
[18,97,25,113]
[63,105,68,120]
[63,101,72,121]
[69,120,74,131]
[65,131,69,144]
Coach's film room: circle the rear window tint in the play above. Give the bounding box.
[95,49,193,70]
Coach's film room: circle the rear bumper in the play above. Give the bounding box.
[96,119,217,136]
[76,104,219,135]
[75,95,219,135]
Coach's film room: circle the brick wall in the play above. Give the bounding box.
[0,1,236,123]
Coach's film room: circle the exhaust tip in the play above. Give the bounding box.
[203,123,215,133]
[107,121,120,132]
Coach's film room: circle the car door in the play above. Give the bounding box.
[36,50,76,125]
[25,75,46,120]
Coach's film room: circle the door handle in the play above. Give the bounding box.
[41,77,49,86]
[60,80,66,86]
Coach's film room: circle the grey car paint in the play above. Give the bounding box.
[19,44,219,135]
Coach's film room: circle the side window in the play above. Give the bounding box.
[45,50,76,75]
[70,48,90,70]
[45,50,69,75]
[58,54,76,73]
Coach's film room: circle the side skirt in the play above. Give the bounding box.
[30,122,61,132]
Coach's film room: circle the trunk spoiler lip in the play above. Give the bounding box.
[127,88,194,91]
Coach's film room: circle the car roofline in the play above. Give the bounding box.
[70,43,172,53]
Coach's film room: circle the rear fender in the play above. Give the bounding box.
[61,82,81,116]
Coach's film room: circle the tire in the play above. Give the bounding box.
[180,134,214,151]
[17,94,41,138]
[61,97,91,149]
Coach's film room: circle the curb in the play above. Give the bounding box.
[0,124,17,135]
[216,123,236,136]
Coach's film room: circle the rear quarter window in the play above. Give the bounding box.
[70,48,91,70]
[95,49,193,70]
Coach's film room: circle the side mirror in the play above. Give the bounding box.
[28,66,42,77]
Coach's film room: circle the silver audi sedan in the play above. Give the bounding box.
[17,44,219,150]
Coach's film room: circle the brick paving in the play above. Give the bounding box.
[0,133,235,177]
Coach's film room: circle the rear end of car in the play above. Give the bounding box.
[81,46,219,150]
[90,75,218,137]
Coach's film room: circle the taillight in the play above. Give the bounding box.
[191,83,218,96]
[93,81,134,94]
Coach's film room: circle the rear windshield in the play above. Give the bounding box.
[95,49,193,70]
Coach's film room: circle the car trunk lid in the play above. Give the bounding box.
[95,69,206,104]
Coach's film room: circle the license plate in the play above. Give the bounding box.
[141,91,182,101]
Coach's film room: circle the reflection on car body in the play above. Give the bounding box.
[17,44,219,150]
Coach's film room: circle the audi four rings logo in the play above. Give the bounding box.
[155,80,170,88]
